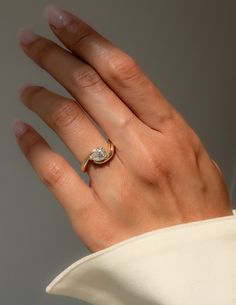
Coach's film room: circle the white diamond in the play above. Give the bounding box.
[91,147,107,161]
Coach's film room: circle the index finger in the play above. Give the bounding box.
[43,5,176,131]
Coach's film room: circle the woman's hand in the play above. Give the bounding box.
[14,5,233,252]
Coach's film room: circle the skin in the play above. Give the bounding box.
[16,7,233,253]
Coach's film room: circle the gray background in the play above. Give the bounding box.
[1,0,235,304]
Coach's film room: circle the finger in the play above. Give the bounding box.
[12,119,95,214]
[17,28,139,144]
[12,119,114,251]
[19,84,113,178]
[43,5,176,130]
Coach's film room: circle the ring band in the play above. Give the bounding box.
[81,139,115,172]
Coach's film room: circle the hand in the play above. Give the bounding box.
[14,5,233,253]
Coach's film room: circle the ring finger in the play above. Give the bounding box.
[19,85,117,179]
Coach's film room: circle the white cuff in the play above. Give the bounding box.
[46,209,236,305]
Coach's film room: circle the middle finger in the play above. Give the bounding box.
[18,28,138,144]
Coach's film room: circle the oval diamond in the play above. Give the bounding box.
[91,147,107,162]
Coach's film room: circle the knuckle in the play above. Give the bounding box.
[72,68,104,91]
[182,126,204,157]
[117,115,135,129]
[69,21,92,49]
[23,86,45,108]
[34,39,58,67]
[174,113,204,152]
[156,109,175,126]
[51,101,82,130]
[109,54,141,83]
[24,135,46,159]
[192,133,204,154]
[138,148,170,183]
[41,158,67,189]
[183,144,200,168]
[169,128,204,169]
[146,155,169,179]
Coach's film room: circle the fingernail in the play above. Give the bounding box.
[43,5,72,29]
[12,120,29,137]
[212,159,222,174]
[18,82,32,97]
[18,27,41,46]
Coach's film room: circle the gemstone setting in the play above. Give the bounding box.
[90,147,108,162]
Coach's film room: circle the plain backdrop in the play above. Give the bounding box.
[0,0,235,304]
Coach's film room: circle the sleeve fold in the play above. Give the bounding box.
[45,209,236,305]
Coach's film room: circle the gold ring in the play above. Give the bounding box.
[81,139,115,172]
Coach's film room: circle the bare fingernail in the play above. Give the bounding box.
[12,120,29,137]
[18,27,41,46]
[212,159,222,174]
[43,5,72,29]
[18,82,32,97]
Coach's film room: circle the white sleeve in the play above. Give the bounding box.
[45,209,236,305]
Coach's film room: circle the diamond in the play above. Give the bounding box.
[91,147,107,162]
